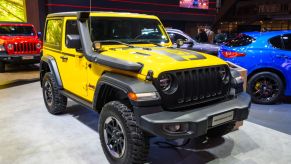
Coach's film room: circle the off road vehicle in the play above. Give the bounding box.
[0,22,42,72]
[40,11,251,164]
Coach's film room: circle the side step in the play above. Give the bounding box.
[60,90,93,110]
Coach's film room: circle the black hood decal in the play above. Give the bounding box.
[150,47,206,61]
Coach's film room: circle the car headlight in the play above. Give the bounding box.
[219,67,230,84]
[158,73,178,94]
[230,69,244,94]
[36,43,42,49]
[7,44,13,50]
[0,45,5,52]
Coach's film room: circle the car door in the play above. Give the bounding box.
[59,19,89,99]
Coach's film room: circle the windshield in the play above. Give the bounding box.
[89,17,169,44]
[0,26,35,36]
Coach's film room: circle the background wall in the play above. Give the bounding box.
[43,0,217,37]
[0,0,26,22]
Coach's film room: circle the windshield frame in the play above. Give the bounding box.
[88,16,170,45]
[0,25,36,36]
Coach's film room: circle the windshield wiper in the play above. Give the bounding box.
[96,40,135,48]
[128,40,162,47]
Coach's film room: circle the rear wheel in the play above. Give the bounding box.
[0,62,5,73]
[247,72,283,104]
[99,101,149,164]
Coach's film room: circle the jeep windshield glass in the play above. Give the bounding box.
[0,26,35,36]
[89,17,169,45]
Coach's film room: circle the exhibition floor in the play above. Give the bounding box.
[0,82,291,164]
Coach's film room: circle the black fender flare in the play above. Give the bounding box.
[40,56,63,89]
[93,72,158,111]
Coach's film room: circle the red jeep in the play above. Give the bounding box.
[0,22,42,72]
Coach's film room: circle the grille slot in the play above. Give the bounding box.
[154,65,231,110]
[14,42,37,54]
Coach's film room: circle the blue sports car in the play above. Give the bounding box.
[219,30,291,104]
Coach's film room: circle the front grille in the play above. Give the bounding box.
[14,42,37,54]
[154,65,231,110]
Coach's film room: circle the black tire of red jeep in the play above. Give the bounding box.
[42,72,67,115]
[99,101,149,164]
[0,62,5,73]
[207,122,235,138]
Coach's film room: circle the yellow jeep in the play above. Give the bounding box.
[40,11,250,164]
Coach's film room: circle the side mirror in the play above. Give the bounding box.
[37,32,42,38]
[66,35,81,49]
[176,39,184,48]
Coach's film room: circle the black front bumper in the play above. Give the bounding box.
[136,93,251,139]
[0,54,41,64]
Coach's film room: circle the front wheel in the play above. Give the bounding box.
[0,62,5,73]
[99,101,149,164]
[42,72,67,114]
[247,72,283,104]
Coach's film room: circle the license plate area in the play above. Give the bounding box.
[22,56,34,60]
[211,111,234,127]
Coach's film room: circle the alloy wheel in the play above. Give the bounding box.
[103,116,126,159]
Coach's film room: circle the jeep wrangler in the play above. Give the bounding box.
[0,22,42,73]
[40,12,251,164]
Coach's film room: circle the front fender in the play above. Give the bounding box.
[93,72,158,111]
[40,56,63,89]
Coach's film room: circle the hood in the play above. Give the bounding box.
[100,46,227,78]
[0,35,39,44]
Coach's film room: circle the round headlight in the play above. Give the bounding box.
[159,74,172,92]
[36,43,41,49]
[219,67,230,84]
[7,44,13,50]
[159,74,178,94]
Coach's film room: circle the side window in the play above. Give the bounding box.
[45,19,63,49]
[66,20,78,36]
[65,20,79,48]
[282,34,291,50]
[269,36,282,49]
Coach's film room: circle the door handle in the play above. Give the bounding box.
[60,56,68,62]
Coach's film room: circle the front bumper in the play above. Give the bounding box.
[137,93,251,139]
[0,54,41,63]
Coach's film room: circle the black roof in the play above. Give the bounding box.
[46,11,151,18]
[47,12,79,18]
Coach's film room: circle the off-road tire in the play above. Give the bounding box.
[99,101,149,164]
[207,122,235,138]
[42,72,67,115]
[0,62,5,73]
[247,72,283,104]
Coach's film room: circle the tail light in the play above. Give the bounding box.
[221,51,245,58]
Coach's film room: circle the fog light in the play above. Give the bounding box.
[163,123,189,134]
